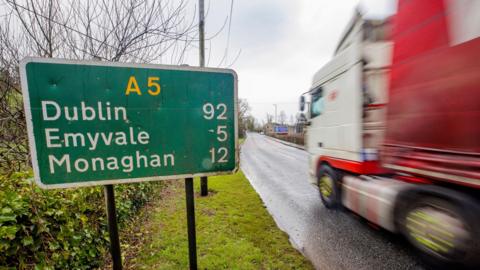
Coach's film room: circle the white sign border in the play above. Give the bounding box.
[20,57,239,189]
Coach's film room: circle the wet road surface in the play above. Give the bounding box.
[240,133,425,270]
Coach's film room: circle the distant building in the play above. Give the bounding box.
[264,122,275,135]
[264,123,299,136]
[263,122,305,145]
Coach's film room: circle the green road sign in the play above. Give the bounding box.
[20,58,238,189]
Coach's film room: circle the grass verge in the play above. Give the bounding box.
[125,171,313,269]
[238,137,245,145]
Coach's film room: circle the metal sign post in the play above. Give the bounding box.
[200,176,208,196]
[185,178,197,270]
[104,185,122,270]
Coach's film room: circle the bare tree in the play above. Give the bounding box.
[0,0,202,172]
[1,0,199,62]
[238,98,250,137]
[266,113,273,124]
[244,116,255,131]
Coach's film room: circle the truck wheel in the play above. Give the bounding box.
[397,196,480,268]
[317,164,341,209]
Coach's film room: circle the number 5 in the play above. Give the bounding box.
[217,125,227,142]
[148,77,161,95]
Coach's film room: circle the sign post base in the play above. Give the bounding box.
[185,178,198,270]
[104,185,122,270]
[200,176,208,196]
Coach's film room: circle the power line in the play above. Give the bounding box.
[226,48,241,68]
[225,0,234,62]
[217,0,234,67]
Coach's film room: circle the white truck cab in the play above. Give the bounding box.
[302,13,392,185]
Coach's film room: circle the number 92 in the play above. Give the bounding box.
[203,103,227,120]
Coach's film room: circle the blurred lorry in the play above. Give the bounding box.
[299,0,480,267]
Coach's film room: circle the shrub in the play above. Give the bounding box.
[0,171,160,269]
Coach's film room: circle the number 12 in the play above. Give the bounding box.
[209,147,228,163]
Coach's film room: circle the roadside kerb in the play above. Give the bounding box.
[262,134,305,150]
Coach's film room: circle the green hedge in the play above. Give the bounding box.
[0,171,161,269]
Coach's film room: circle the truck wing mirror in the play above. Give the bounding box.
[299,96,305,111]
[299,113,307,122]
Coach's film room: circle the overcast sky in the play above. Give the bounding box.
[184,0,397,123]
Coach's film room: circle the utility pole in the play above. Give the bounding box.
[273,104,278,123]
[199,0,205,67]
[199,0,208,197]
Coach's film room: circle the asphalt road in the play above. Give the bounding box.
[240,133,425,270]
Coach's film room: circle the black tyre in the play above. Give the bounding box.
[396,192,480,269]
[317,164,342,209]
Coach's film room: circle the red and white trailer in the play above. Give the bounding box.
[301,0,480,267]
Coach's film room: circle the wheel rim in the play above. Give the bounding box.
[319,175,333,200]
[405,205,470,258]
